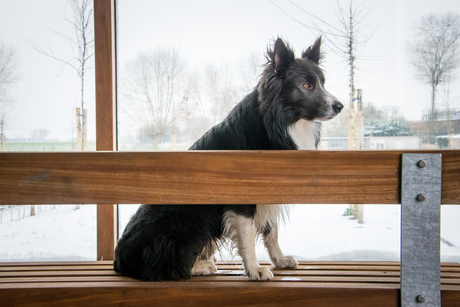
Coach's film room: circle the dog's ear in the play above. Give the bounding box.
[302,37,322,64]
[271,38,295,73]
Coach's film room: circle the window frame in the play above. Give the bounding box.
[94,0,117,260]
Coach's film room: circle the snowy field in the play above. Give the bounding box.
[1,204,459,262]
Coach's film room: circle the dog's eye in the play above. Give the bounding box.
[303,83,311,89]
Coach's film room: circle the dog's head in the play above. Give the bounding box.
[259,37,343,123]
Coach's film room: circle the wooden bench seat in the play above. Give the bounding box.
[1,261,459,306]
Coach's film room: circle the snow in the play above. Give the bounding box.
[1,204,459,263]
[0,205,96,261]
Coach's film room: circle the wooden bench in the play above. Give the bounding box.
[1,261,459,306]
[1,150,459,306]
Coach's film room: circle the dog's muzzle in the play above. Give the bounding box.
[332,100,344,114]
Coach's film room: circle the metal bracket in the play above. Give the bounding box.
[401,154,442,307]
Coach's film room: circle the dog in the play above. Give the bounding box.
[113,37,343,281]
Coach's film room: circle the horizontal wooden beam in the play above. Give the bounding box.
[0,151,458,205]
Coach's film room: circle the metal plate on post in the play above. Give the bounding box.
[401,154,442,307]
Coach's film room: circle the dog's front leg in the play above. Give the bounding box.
[224,211,274,281]
[263,224,298,268]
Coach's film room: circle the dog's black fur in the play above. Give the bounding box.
[114,37,343,281]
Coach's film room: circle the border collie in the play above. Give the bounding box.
[114,37,343,281]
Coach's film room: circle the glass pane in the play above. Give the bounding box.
[0,205,96,261]
[116,0,460,262]
[441,205,460,262]
[0,0,96,261]
[0,1,96,151]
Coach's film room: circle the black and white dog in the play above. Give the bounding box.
[114,37,343,281]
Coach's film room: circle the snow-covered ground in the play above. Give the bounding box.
[1,204,459,262]
[0,205,97,261]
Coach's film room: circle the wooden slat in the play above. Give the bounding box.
[0,285,401,307]
[0,150,459,205]
[0,265,112,272]
[1,261,459,307]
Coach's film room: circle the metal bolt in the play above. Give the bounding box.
[417,194,426,202]
[416,294,426,303]
[417,160,426,168]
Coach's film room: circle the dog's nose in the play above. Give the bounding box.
[332,101,344,114]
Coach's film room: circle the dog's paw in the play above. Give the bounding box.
[191,260,217,276]
[274,256,298,269]
[247,266,274,281]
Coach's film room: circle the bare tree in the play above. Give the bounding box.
[195,55,263,132]
[272,0,375,223]
[407,12,460,120]
[239,53,263,94]
[272,0,374,149]
[31,128,50,141]
[0,43,20,149]
[28,0,94,150]
[197,63,241,127]
[119,48,193,149]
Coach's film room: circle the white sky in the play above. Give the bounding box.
[0,0,459,141]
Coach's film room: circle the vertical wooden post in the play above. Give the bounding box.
[94,0,117,261]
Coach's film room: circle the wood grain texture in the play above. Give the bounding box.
[94,0,116,152]
[97,204,117,261]
[0,150,459,205]
[0,261,459,307]
[94,0,117,261]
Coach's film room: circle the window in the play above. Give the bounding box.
[0,0,96,261]
[115,0,460,262]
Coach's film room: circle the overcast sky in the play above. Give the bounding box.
[0,0,459,141]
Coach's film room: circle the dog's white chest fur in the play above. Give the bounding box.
[288,119,318,150]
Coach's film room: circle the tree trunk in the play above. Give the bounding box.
[431,82,437,120]
[0,113,5,151]
[80,56,85,151]
[347,5,357,150]
[76,107,82,151]
[355,89,364,150]
[83,109,87,151]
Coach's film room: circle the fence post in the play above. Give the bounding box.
[401,154,442,307]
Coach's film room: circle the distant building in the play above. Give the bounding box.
[410,118,460,148]
[422,109,460,121]
[320,136,421,150]
[365,136,421,149]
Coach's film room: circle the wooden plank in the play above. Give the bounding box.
[2,270,451,279]
[0,265,113,272]
[0,276,402,285]
[0,283,456,307]
[0,285,400,307]
[0,150,459,205]
[0,270,119,278]
[0,261,109,266]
